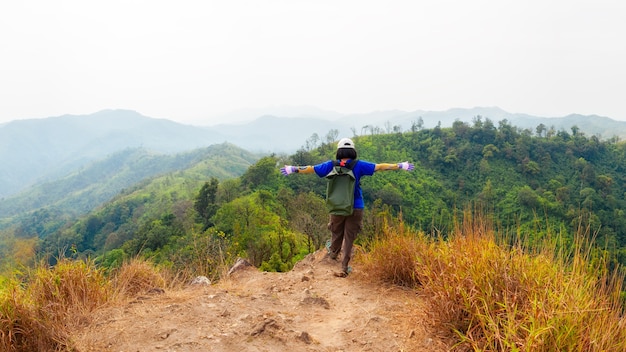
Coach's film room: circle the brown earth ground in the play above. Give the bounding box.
[72,250,452,352]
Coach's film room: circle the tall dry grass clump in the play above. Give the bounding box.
[0,284,46,351]
[361,212,626,351]
[360,220,426,287]
[0,257,170,351]
[111,257,167,297]
[0,258,111,351]
[29,259,111,322]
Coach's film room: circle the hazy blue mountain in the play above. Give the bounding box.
[209,115,352,153]
[208,105,343,124]
[507,113,624,138]
[339,107,626,138]
[210,106,626,153]
[0,109,224,198]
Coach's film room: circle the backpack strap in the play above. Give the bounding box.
[334,159,357,170]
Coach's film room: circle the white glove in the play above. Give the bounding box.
[398,161,414,171]
[281,165,296,175]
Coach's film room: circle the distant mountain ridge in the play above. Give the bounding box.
[0,110,223,198]
[2,107,625,199]
[209,106,626,152]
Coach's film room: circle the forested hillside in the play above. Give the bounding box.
[0,143,258,222]
[2,117,626,276]
[0,143,260,271]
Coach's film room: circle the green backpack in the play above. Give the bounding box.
[325,160,357,216]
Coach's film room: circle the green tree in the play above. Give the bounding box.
[213,191,303,268]
[240,156,280,191]
[124,213,183,255]
[194,177,219,230]
[279,189,328,252]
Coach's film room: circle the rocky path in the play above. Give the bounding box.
[72,250,450,352]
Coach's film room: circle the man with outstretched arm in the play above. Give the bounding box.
[281,137,414,277]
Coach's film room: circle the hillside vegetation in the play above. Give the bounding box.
[2,119,626,350]
[0,143,259,222]
[4,118,626,272]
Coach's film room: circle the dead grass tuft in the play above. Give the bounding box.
[1,258,110,351]
[111,257,167,297]
[359,222,425,287]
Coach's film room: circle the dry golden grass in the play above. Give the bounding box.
[29,259,111,320]
[360,212,626,351]
[0,257,171,351]
[110,257,167,298]
[0,284,47,352]
[1,258,110,351]
[360,220,425,287]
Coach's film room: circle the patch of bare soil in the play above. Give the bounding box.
[72,250,451,352]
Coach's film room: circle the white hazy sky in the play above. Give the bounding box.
[1,0,625,125]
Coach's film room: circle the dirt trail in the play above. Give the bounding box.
[72,250,450,352]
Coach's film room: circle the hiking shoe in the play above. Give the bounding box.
[334,266,352,278]
[334,271,348,278]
